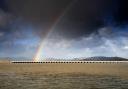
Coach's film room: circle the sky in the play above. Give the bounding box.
[0,0,128,60]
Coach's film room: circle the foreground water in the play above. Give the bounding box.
[0,63,128,89]
[0,73,128,89]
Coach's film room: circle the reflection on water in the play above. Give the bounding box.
[0,73,128,89]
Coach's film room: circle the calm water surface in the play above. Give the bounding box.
[0,73,128,89]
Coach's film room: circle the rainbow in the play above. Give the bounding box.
[33,0,78,62]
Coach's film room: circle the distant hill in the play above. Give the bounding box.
[79,56,128,61]
[39,56,128,61]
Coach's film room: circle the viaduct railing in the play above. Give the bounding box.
[11,61,128,64]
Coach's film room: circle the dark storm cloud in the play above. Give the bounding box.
[55,0,116,38]
[6,0,73,28]
[114,0,128,25]
[0,0,7,11]
[54,0,128,38]
[0,0,128,39]
[0,0,118,39]
[0,0,75,40]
